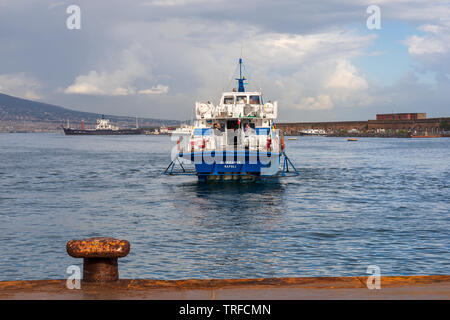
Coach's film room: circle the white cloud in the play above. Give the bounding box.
[0,72,43,100]
[138,85,169,94]
[64,69,138,96]
[419,24,441,34]
[403,19,450,79]
[405,22,450,55]
[297,95,334,110]
[227,30,374,112]
[63,44,167,96]
[326,60,368,90]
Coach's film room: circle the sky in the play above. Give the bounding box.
[0,0,449,122]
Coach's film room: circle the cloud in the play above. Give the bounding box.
[0,72,43,100]
[1,0,449,120]
[404,19,450,78]
[297,95,333,110]
[405,21,450,55]
[227,30,374,112]
[63,44,167,96]
[138,85,169,94]
[326,60,368,90]
[48,2,67,10]
[141,0,210,6]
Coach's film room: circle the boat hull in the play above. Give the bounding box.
[63,128,143,135]
[179,150,281,180]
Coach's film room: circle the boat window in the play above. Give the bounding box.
[193,128,211,136]
[250,96,260,104]
[236,96,247,104]
[255,128,270,135]
[227,120,239,130]
[213,123,225,132]
[223,96,234,104]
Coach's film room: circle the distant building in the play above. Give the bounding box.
[376,113,426,121]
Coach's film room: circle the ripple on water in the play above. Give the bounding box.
[0,134,448,280]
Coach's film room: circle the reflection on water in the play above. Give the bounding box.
[0,133,448,281]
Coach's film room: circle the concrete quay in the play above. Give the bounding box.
[0,275,448,300]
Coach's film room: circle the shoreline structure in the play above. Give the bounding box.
[0,276,448,299]
[278,113,450,137]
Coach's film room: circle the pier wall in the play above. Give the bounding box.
[277,117,450,135]
[277,121,367,135]
[1,275,449,299]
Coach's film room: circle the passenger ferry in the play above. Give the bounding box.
[165,58,298,182]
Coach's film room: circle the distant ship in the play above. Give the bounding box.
[63,116,143,135]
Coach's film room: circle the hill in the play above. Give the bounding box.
[0,93,180,132]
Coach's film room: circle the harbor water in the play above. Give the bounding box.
[0,133,448,281]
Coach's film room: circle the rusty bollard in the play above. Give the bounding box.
[66,237,130,283]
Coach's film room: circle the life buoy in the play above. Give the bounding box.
[198,103,210,114]
[281,136,285,151]
[191,138,207,150]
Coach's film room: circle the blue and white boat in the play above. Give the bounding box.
[165,58,298,182]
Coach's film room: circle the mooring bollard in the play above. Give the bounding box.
[66,237,130,283]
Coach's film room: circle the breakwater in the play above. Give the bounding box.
[278,116,450,137]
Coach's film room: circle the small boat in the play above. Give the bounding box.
[410,135,440,138]
[347,138,358,141]
[164,58,298,182]
[299,129,327,136]
[287,137,298,140]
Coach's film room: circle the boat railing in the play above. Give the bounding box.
[211,104,262,118]
[174,129,281,153]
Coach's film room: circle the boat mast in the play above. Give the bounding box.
[236,58,247,92]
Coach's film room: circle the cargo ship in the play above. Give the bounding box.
[63,116,143,135]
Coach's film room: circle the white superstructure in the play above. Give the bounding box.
[95,117,119,130]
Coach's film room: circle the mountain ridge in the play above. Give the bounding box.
[0,92,180,132]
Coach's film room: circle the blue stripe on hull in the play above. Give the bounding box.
[179,150,281,176]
